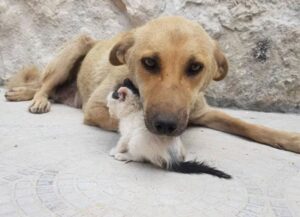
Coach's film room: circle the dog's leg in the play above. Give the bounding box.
[5,86,38,101]
[83,83,118,131]
[83,71,127,131]
[29,35,95,113]
[5,66,41,102]
[190,108,300,153]
[84,97,119,131]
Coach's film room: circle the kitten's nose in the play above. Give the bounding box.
[153,115,178,135]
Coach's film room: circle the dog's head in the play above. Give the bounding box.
[109,16,228,136]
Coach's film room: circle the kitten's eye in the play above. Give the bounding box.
[186,62,204,76]
[141,57,159,72]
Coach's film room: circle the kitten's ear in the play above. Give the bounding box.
[118,87,128,101]
[112,83,123,99]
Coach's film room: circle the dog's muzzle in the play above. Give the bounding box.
[145,110,188,136]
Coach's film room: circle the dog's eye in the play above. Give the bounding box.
[141,57,159,72]
[186,62,204,76]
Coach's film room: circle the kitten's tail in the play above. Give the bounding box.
[168,160,232,179]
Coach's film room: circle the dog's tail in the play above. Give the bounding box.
[5,65,42,90]
[168,160,231,179]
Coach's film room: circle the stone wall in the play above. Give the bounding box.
[0,0,299,113]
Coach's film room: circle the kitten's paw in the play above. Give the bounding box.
[114,153,131,161]
[109,148,117,156]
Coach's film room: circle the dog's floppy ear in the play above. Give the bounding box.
[213,42,228,81]
[109,32,135,66]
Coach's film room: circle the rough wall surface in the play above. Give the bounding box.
[0,0,299,113]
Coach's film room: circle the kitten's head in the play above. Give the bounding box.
[107,79,141,118]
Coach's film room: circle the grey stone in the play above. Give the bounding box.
[0,0,299,113]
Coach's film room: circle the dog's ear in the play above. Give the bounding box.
[213,42,228,81]
[109,32,135,66]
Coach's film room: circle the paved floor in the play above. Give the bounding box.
[0,88,300,217]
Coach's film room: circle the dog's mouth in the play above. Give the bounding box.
[144,110,189,136]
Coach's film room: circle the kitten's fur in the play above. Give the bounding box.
[107,79,231,179]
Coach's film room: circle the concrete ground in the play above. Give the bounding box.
[0,87,300,217]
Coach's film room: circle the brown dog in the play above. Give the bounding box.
[5,16,300,153]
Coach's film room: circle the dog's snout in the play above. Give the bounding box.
[154,117,178,135]
[145,106,189,136]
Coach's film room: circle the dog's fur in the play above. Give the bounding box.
[5,16,300,153]
[107,80,231,178]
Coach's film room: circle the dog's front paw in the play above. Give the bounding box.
[29,97,51,114]
[5,87,32,101]
[277,133,300,154]
[287,133,300,153]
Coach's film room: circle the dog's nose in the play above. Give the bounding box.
[153,117,178,135]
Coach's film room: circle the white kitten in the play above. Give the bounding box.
[106,79,231,179]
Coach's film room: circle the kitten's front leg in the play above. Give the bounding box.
[109,136,129,156]
[177,139,186,161]
[114,152,133,162]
